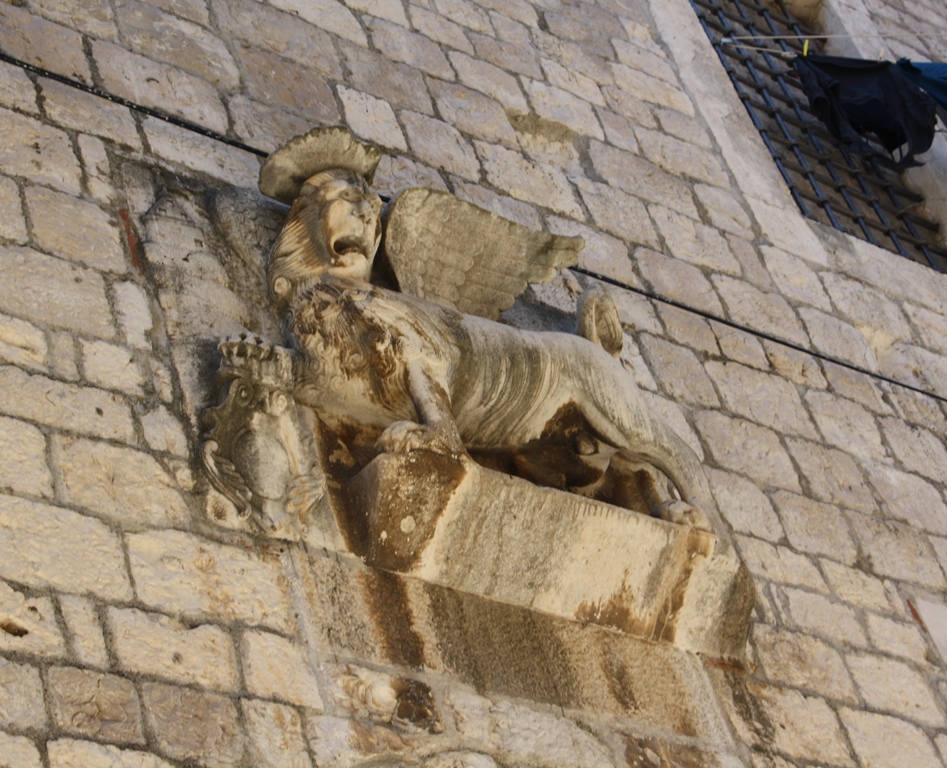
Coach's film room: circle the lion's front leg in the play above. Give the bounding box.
[376,361,464,456]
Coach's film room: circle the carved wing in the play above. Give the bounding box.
[380,188,583,320]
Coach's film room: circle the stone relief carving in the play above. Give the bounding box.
[201,126,751,657]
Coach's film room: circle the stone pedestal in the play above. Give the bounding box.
[347,452,753,661]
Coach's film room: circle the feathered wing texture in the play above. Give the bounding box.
[380,189,583,320]
[210,186,288,269]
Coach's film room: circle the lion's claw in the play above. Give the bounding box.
[654,499,710,530]
[376,421,460,455]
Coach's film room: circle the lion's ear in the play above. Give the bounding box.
[379,189,582,321]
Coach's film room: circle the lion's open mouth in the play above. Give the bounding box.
[332,236,365,258]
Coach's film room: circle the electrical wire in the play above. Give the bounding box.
[1,51,945,405]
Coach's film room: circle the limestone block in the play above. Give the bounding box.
[785,438,876,513]
[374,155,449,197]
[714,276,809,345]
[434,0,492,33]
[749,683,854,766]
[706,361,817,438]
[602,84,659,135]
[475,142,581,217]
[577,181,658,248]
[80,340,144,396]
[0,62,38,113]
[47,739,174,768]
[354,454,753,660]
[707,469,783,542]
[865,463,947,536]
[0,733,41,768]
[23,0,117,39]
[38,78,140,150]
[749,197,829,266]
[760,246,831,310]
[138,406,188,456]
[109,607,238,691]
[866,614,930,666]
[822,272,914,349]
[841,709,940,768]
[402,112,481,181]
[242,630,324,709]
[429,81,518,149]
[546,216,636,286]
[93,40,228,133]
[142,118,261,188]
[798,307,878,371]
[914,598,947,664]
[727,235,774,291]
[142,682,245,768]
[589,141,699,219]
[752,624,857,703]
[653,207,740,275]
[367,17,453,79]
[269,0,367,45]
[448,52,528,112]
[904,302,947,355]
[468,31,539,78]
[734,536,827,593]
[783,588,868,647]
[763,342,826,389]
[656,305,719,355]
[595,107,640,153]
[0,579,65,658]
[822,362,889,415]
[0,176,26,245]
[236,45,339,123]
[0,657,46,730]
[59,595,110,669]
[848,512,946,590]
[711,323,768,370]
[243,699,312,768]
[639,390,705,458]
[343,43,434,115]
[610,63,693,115]
[114,0,239,88]
[821,560,892,614]
[0,415,51,498]
[127,528,294,633]
[337,87,406,151]
[78,135,116,204]
[0,109,81,195]
[640,335,719,407]
[847,653,944,727]
[305,714,416,766]
[695,411,801,492]
[54,436,189,530]
[425,753,497,768]
[0,246,115,339]
[0,3,91,83]
[411,7,475,55]
[111,281,152,350]
[451,181,541,229]
[0,495,132,601]
[805,391,886,461]
[639,129,729,188]
[540,57,604,106]
[880,417,947,484]
[48,666,145,743]
[613,37,675,84]
[523,80,604,141]
[771,491,858,565]
[230,95,315,154]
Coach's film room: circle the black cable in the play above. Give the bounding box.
[3,52,944,405]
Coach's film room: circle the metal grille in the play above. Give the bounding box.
[690,0,947,271]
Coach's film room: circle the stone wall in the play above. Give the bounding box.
[2,1,947,767]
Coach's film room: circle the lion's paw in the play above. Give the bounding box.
[654,499,710,530]
[376,421,459,455]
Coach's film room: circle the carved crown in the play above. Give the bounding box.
[218,334,294,389]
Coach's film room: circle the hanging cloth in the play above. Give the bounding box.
[792,54,937,166]
[897,58,947,124]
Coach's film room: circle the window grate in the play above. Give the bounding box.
[690,0,947,271]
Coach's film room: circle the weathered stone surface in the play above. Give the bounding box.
[78,135,117,204]
[823,362,890,415]
[707,468,783,541]
[848,512,946,590]
[651,207,739,275]
[0,3,91,83]
[0,579,65,658]
[46,79,137,151]
[904,301,947,355]
[614,37,676,83]
[142,682,245,768]
[127,528,294,633]
[452,181,542,229]
[783,588,867,647]
[115,0,239,88]
[305,714,415,766]
[880,417,947,484]
[610,63,693,115]
[375,155,449,197]
[26,187,126,274]
[93,40,228,133]
[753,624,857,702]
[0,246,115,339]
[0,657,46,730]
[694,183,752,237]
[523,80,604,140]
[344,43,434,115]
[865,463,947,535]
[749,682,854,766]
[449,51,528,112]
[714,276,809,346]
[0,495,132,600]
[578,181,659,248]
[54,436,189,530]
[841,709,941,768]
[656,304,719,355]
[113,282,153,350]
[48,333,79,381]
[109,607,238,691]
[540,57,605,106]
[0,415,51,498]
[412,6,474,54]
[338,87,407,151]
[429,80,519,148]
[695,411,801,492]
[712,323,768,370]
[738,535,828,595]
[475,142,581,217]
[80,339,144,396]
[0,109,82,195]
[914,598,947,664]
[760,246,831,310]
[638,129,728,187]
[764,342,826,389]
[47,739,175,768]
[236,45,339,123]
[0,65,37,113]
[822,272,914,349]
[799,307,878,371]
[773,490,858,567]
[547,216,637,286]
[402,112,481,180]
[0,175,26,246]
[242,630,323,709]
[269,0,366,45]
[0,732,42,768]
[0,311,46,372]
[48,666,144,743]
[589,141,699,219]
[469,30,540,78]
[785,438,876,513]
[706,361,817,438]
[866,614,930,666]
[59,595,110,669]
[596,107,641,153]
[243,698,313,768]
[139,406,188,457]
[640,334,719,407]
[367,17,453,79]
[821,560,892,614]
[805,391,885,461]
[229,95,315,154]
